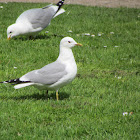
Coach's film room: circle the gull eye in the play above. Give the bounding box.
[68,41,71,43]
[9,31,12,33]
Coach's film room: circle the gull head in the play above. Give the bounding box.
[7,24,21,40]
[60,37,82,49]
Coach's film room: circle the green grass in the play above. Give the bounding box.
[0,2,140,139]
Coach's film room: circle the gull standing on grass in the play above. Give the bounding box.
[0,37,82,100]
[7,0,65,40]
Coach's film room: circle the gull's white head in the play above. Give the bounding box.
[60,37,82,48]
[7,24,21,40]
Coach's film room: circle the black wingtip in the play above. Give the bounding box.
[0,78,20,84]
[56,0,65,10]
[0,78,31,85]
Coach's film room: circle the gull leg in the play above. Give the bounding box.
[29,36,32,40]
[46,90,48,99]
[56,90,59,101]
[29,35,35,40]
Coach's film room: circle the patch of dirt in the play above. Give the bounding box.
[0,0,140,8]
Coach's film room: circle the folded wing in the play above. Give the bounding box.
[20,61,67,85]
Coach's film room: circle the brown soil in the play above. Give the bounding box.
[0,0,140,8]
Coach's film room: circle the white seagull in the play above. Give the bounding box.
[0,37,82,100]
[7,0,65,40]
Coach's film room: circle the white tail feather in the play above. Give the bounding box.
[14,83,34,89]
[53,8,65,18]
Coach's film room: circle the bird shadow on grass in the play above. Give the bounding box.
[35,34,65,39]
[13,34,65,41]
[1,92,70,101]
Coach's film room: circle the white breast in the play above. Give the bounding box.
[49,46,77,90]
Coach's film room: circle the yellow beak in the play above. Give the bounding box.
[7,37,11,40]
[75,43,83,46]
[7,34,11,40]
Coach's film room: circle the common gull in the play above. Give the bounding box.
[0,37,82,100]
[7,0,65,40]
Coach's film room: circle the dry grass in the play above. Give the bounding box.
[0,0,140,8]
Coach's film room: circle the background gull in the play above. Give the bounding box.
[7,0,65,40]
[0,37,82,100]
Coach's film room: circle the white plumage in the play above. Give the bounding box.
[7,0,65,39]
[1,37,82,100]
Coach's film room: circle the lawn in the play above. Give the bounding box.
[0,2,140,139]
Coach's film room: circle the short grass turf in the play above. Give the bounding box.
[0,2,140,140]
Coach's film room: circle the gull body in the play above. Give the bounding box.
[7,0,65,39]
[0,37,82,100]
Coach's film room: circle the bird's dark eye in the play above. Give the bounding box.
[68,41,71,43]
[10,31,12,33]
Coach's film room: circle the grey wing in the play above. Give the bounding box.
[21,61,67,85]
[17,6,57,29]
